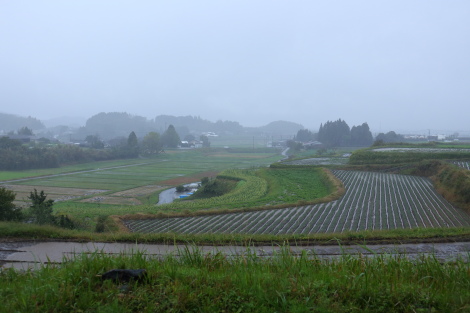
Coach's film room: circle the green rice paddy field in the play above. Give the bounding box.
[0,148,283,217]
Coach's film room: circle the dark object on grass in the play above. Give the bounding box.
[99,269,147,283]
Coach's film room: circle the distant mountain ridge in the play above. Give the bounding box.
[1,111,304,140]
[78,113,304,139]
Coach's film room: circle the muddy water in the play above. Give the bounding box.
[1,241,469,270]
[157,187,178,204]
[158,183,199,204]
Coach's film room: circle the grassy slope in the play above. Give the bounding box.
[1,246,469,312]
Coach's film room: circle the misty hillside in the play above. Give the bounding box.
[0,113,45,133]
[84,114,303,139]
[255,121,305,137]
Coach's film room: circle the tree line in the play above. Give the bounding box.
[0,136,138,170]
[293,119,374,147]
[0,124,208,171]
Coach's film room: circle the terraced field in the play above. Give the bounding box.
[0,149,282,208]
[124,170,470,234]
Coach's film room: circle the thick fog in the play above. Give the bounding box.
[1,1,469,133]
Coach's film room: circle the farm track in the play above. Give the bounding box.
[124,170,470,234]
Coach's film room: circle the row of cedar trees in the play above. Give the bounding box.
[0,135,139,170]
[295,119,374,147]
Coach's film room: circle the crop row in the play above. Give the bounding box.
[124,170,470,234]
[452,161,470,170]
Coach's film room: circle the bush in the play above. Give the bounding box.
[0,187,23,221]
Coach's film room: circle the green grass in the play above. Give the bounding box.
[47,166,335,222]
[0,158,151,181]
[61,166,332,221]
[2,221,469,245]
[1,148,281,201]
[1,245,469,312]
[1,149,282,189]
[209,134,274,148]
[258,167,331,204]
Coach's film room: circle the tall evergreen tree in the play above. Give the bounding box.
[318,119,350,147]
[126,131,139,156]
[28,189,55,225]
[161,125,181,148]
[350,123,374,146]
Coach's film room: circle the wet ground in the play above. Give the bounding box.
[1,241,469,270]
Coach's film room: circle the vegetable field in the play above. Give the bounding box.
[453,161,470,170]
[124,170,470,234]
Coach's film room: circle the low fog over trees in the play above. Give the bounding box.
[82,112,154,139]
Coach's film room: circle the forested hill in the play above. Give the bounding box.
[78,113,302,139]
[2,111,305,140]
[255,121,304,137]
[154,115,244,134]
[0,113,45,133]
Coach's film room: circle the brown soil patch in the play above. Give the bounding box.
[3,184,107,205]
[110,185,166,197]
[209,154,268,158]
[159,171,219,186]
[2,184,107,195]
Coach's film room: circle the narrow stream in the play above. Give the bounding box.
[157,183,199,204]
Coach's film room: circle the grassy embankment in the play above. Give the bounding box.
[1,246,469,312]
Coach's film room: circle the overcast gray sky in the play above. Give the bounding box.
[1,1,469,134]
